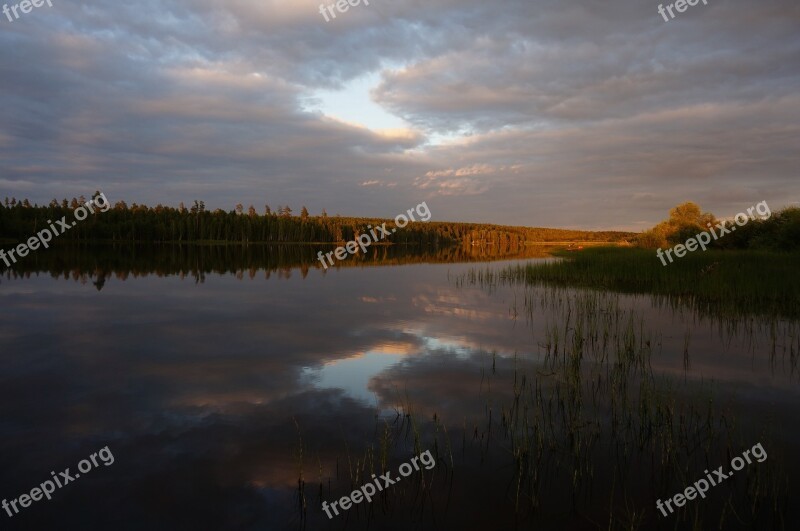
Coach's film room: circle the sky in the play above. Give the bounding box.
[1,0,798,230]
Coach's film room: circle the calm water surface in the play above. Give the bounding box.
[1,247,797,530]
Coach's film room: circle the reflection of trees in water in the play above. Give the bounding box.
[0,243,557,290]
[93,269,107,291]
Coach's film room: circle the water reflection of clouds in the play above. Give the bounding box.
[302,349,410,406]
[419,334,478,359]
[301,340,420,407]
[1,259,799,529]
[413,293,501,320]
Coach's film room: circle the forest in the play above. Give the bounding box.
[0,196,633,247]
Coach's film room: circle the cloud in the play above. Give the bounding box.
[0,0,797,228]
[414,164,502,196]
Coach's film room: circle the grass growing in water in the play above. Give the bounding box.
[472,287,790,528]
[448,258,797,528]
[467,247,800,319]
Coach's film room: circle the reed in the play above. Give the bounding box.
[453,273,792,527]
[459,247,800,319]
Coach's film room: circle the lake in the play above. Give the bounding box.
[0,245,797,530]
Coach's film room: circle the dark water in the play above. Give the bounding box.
[0,246,797,530]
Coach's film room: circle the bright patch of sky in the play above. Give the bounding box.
[303,71,409,132]
[302,68,473,148]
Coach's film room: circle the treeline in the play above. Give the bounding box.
[637,202,800,251]
[0,196,633,245]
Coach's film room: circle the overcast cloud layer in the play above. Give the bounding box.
[1,0,798,229]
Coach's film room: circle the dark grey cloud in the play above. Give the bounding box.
[374,1,800,130]
[0,0,798,228]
